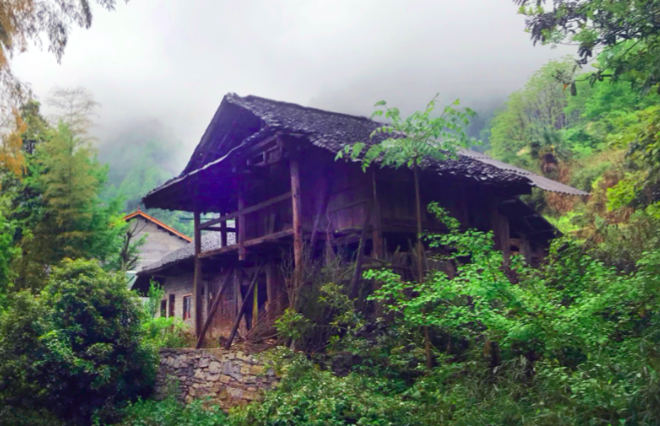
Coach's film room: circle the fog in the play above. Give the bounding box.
[12,0,574,172]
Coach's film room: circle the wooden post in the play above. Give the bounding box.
[252,273,259,326]
[193,210,203,338]
[371,168,384,259]
[266,262,274,315]
[350,203,373,298]
[309,175,329,254]
[413,166,425,282]
[290,157,304,294]
[220,218,228,247]
[491,200,510,263]
[238,182,246,261]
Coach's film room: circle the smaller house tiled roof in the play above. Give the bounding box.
[123,209,192,242]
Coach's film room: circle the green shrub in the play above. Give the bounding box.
[118,395,227,426]
[141,316,193,349]
[0,258,157,425]
[231,348,418,425]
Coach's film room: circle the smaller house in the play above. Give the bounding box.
[123,209,192,275]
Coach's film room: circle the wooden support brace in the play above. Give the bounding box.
[350,202,373,299]
[224,266,262,349]
[195,269,234,348]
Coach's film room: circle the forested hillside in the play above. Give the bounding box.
[0,0,658,425]
[486,54,659,272]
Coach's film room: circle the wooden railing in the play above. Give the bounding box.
[198,191,293,259]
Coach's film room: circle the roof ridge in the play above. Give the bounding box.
[227,93,381,126]
[123,210,192,242]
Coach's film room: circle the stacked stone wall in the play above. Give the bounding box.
[156,348,278,410]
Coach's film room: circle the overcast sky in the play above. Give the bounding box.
[12,0,574,169]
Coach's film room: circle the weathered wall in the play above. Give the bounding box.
[157,273,197,328]
[131,217,190,271]
[156,348,278,410]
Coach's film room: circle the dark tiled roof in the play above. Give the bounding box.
[144,94,587,208]
[212,94,583,191]
[137,231,236,275]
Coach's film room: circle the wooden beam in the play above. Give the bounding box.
[195,269,234,348]
[371,168,384,259]
[309,174,329,253]
[192,210,203,338]
[290,157,304,292]
[238,182,246,261]
[350,203,372,298]
[200,192,292,229]
[199,228,294,258]
[224,266,261,349]
[220,219,228,247]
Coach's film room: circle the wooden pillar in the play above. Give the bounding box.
[290,157,304,291]
[491,200,511,262]
[238,182,246,261]
[220,218,228,247]
[193,210,202,338]
[266,263,274,315]
[252,274,259,326]
[371,168,384,259]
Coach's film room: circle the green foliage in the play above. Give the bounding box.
[276,256,363,352]
[232,348,418,425]
[228,204,659,424]
[6,117,127,291]
[359,206,660,424]
[36,123,125,262]
[141,317,192,349]
[488,59,574,172]
[0,259,157,424]
[144,281,165,319]
[0,195,18,301]
[118,395,227,426]
[337,95,475,170]
[516,0,660,91]
[275,308,312,342]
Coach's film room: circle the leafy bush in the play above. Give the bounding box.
[118,395,227,426]
[0,259,157,424]
[231,348,418,425]
[141,316,193,349]
[141,281,193,349]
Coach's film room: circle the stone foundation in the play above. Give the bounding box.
[156,348,278,410]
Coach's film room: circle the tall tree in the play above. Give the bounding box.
[0,0,122,113]
[47,87,98,137]
[13,121,124,291]
[488,59,574,176]
[339,95,474,368]
[516,0,660,91]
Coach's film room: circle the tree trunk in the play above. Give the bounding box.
[413,165,433,369]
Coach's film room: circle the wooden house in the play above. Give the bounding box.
[134,93,586,347]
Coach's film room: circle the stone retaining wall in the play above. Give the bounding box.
[156,348,278,410]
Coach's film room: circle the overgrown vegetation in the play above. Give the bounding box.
[119,395,227,426]
[0,1,657,424]
[238,205,659,425]
[0,259,156,425]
